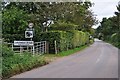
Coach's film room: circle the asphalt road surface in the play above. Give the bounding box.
[11,39,118,78]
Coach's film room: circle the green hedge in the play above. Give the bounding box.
[2,34,25,42]
[3,30,90,53]
[110,33,120,48]
[50,21,78,31]
[2,45,14,57]
[35,30,90,53]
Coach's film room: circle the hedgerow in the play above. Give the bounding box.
[110,33,120,48]
[2,30,91,78]
[35,30,90,53]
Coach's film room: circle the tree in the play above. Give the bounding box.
[95,2,120,48]
[2,2,97,33]
[2,6,29,34]
[114,3,120,33]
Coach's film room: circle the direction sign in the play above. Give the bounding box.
[14,41,34,46]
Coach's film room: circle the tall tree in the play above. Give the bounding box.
[2,2,97,33]
[2,6,29,34]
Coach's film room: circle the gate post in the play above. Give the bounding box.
[33,45,35,55]
[12,43,14,51]
[54,40,57,54]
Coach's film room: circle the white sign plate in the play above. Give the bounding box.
[14,41,34,46]
[25,31,33,38]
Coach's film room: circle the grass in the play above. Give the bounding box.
[41,44,90,61]
[56,45,88,57]
[41,45,88,62]
[2,54,49,78]
[2,44,89,79]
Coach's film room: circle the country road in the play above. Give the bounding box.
[11,39,118,78]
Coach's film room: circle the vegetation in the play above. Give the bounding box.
[1,1,96,78]
[56,45,88,57]
[2,6,29,34]
[2,44,49,78]
[2,2,97,40]
[35,30,90,53]
[96,3,120,48]
[2,42,90,78]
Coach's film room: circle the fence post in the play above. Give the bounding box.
[20,46,22,54]
[12,43,14,51]
[45,41,47,53]
[54,40,57,54]
[27,46,29,52]
[33,45,35,55]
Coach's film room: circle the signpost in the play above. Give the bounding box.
[25,23,34,41]
[13,23,35,54]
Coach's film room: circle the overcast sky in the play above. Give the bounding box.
[90,0,120,28]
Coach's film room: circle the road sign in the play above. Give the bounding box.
[25,31,33,38]
[14,41,34,46]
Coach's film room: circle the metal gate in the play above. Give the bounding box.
[34,41,47,54]
[8,41,47,55]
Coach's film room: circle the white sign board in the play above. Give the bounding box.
[14,41,34,46]
[25,31,33,38]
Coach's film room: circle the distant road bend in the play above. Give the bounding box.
[12,39,118,78]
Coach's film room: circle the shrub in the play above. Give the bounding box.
[111,33,120,48]
[2,53,48,78]
[2,43,49,78]
[2,34,24,42]
[2,44,14,57]
[50,21,78,31]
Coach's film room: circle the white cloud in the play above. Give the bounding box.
[90,0,119,28]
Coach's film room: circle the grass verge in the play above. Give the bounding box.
[41,45,88,62]
[2,44,90,79]
[56,45,88,57]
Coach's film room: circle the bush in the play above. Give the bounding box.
[111,33,120,48]
[2,53,48,78]
[2,44,14,57]
[2,34,24,42]
[2,43,48,78]
[50,21,78,31]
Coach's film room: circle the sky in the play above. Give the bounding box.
[90,0,120,29]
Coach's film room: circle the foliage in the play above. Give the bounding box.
[50,21,78,31]
[111,33,120,48]
[2,54,48,78]
[2,2,97,34]
[2,34,24,42]
[2,41,90,78]
[96,4,120,48]
[35,30,90,53]
[2,44,49,78]
[2,6,29,34]
[2,45,14,57]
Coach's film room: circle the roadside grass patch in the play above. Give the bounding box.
[56,45,88,57]
[2,53,49,79]
[2,43,91,79]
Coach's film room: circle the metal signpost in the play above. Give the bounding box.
[25,23,34,41]
[12,22,47,55]
[25,23,34,54]
[12,23,35,54]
